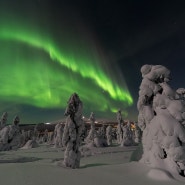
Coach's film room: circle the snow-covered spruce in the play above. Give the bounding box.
[54,123,64,148]
[84,112,97,147]
[116,109,124,144]
[106,125,113,146]
[0,112,8,130]
[62,93,85,169]
[138,64,185,177]
[120,121,134,147]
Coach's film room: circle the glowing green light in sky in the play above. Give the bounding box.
[0,18,133,118]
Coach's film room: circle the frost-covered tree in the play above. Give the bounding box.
[0,112,8,130]
[121,121,133,146]
[138,64,185,177]
[0,126,10,150]
[62,93,84,169]
[116,109,123,144]
[89,112,95,124]
[47,131,54,145]
[27,129,33,141]
[133,122,141,144]
[106,125,113,146]
[22,124,39,149]
[0,112,9,150]
[94,124,108,147]
[8,116,22,150]
[54,123,64,148]
[20,129,27,147]
[85,112,97,146]
[33,124,39,141]
[42,129,49,143]
[98,124,106,139]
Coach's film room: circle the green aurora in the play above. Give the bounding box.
[0,9,133,122]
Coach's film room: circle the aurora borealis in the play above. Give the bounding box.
[0,0,133,123]
[0,0,185,123]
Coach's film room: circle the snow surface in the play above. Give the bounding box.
[0,144,184,185]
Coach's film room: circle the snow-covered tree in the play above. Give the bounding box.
[22,124,39,149]
[20,129,27,147]
[54,123,64,148]
[62,93,84,169]
[106,125,113,146]
[121,121,133,146]
[42,129,49,143]
[116,109,123,144]
[0,112,8,130]
[138,64,185,177]
[89,112,95,124]
[133,122,141,144]
[85,112,97,146]
[33,124,39,141]
[94,124,108,147]
[8,116,22,150]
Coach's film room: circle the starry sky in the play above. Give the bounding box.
[0,0,185,124]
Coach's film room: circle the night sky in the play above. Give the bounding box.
[0,0,185,124]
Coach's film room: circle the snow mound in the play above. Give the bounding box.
[21,140,39,149]
[148,168,174,181]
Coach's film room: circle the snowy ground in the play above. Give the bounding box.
[0,144,184,185]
